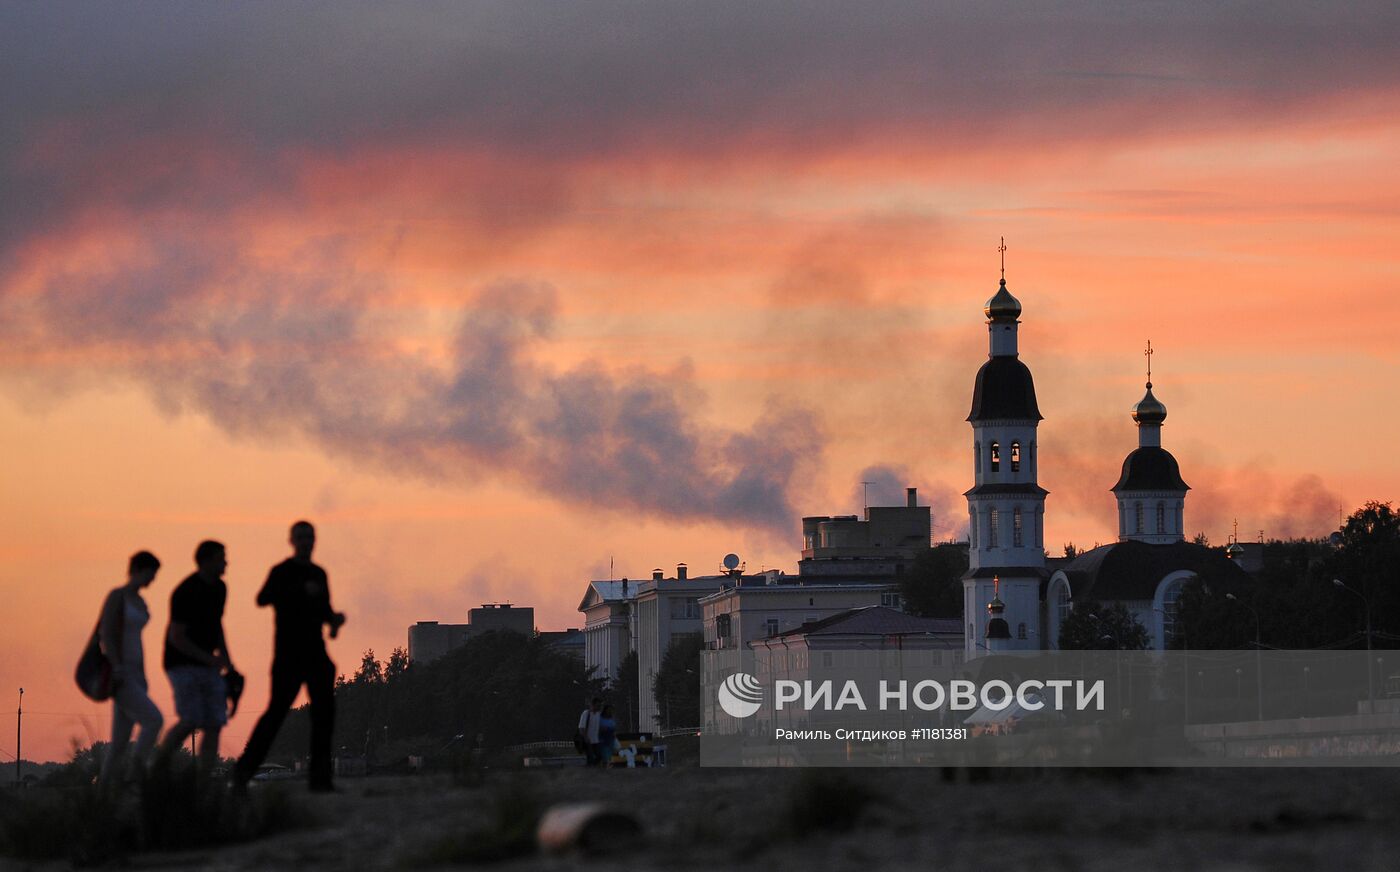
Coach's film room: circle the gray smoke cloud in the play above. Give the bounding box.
[0,229,823,534]
[850,464,966,541]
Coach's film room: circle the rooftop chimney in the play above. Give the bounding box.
[677,563,688,581]
[652,568,663,582]
[907,487,917,508]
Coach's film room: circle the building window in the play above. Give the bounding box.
[1011,441,1021,472]
[881,592,902,609]
[671,597,700,619]
[975,441,982,473]
[1013,508,1023,547]
[970,511,978,548]
[1056,583,1071,628]
[1156,502,1165,533]
[1031,441,1037,475]
[765,618,779,637]
[1162,581,1184,646]
[1017,622,1027,640]
[716,613,731,638]
[990,442,1001,472]
[989,508,999,547]
[1135,502,1144,534]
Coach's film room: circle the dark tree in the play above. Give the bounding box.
[1170,578,1255,649]
[1059,601,1149,650]
[611,650,640,732]
[1327,501,1400,646]
[898,544,968,618]
[653,635,703,730]
[267,631,603,765]
[354,649,383,684]
[385,647,411,681]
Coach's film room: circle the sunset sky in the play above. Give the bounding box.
[3,2,1399,763]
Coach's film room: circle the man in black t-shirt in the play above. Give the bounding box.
[234,520,346,791]
[158,540,236,771]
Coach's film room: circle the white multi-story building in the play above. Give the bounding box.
[578,580,635,683]
[701,579,893,653]
[632,565,728,730]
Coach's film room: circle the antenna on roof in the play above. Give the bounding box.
[861,480,874,520]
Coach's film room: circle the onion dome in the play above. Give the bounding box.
[985,579,1011,640]
[1131,382,1167,426]
[984,278,1022,321]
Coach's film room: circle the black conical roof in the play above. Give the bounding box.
[1111,447,1189,492]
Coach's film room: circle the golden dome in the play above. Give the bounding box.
[1132,383,1167,426]
[984,279,1022,321]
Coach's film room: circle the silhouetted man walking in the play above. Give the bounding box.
[234,520,346,791]
[159,540,236,772]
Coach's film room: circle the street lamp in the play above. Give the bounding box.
[1226,594,1263,720]
[1302,666,1310,718]
[1089,614,1124,709]
[1333,579,1374,712]
[1155,607,1188,725]
[15,688,21,786]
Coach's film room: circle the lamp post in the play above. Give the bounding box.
[1302,666,1310,718]
[1155,607,1188,725]
[1333,579,1374,712]
[1226,594,1263,720]
[15,688,21,786]
[1089,614,1123,711]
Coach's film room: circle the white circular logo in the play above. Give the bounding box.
[717,672,763,718]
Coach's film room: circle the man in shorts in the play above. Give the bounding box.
[233,520,346,792]
[158,540,236,771]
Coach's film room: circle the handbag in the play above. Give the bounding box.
[75,591,123,701]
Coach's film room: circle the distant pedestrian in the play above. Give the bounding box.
[233,520,346,792]
[158,540,236,772]
[577,697,602,765]
[597,704,618,767]
[98,551,165,785]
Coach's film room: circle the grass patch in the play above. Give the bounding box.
[782,770,879,838]
[0,758,318,865]
[402,780,543,866]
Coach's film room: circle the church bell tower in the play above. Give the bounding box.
[963,242,1048,657]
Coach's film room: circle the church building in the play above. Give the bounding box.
[961,268,1246,655]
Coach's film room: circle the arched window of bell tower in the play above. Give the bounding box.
[1010,441,1021,472]
[990,442,1001,472]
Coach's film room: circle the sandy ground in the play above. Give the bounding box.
[8,762,1400,871]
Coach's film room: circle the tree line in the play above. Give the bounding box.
[897,502,1400,652]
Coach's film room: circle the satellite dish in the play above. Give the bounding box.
[722,553,741,571]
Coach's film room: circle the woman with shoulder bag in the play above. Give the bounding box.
[98,551,165,786]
